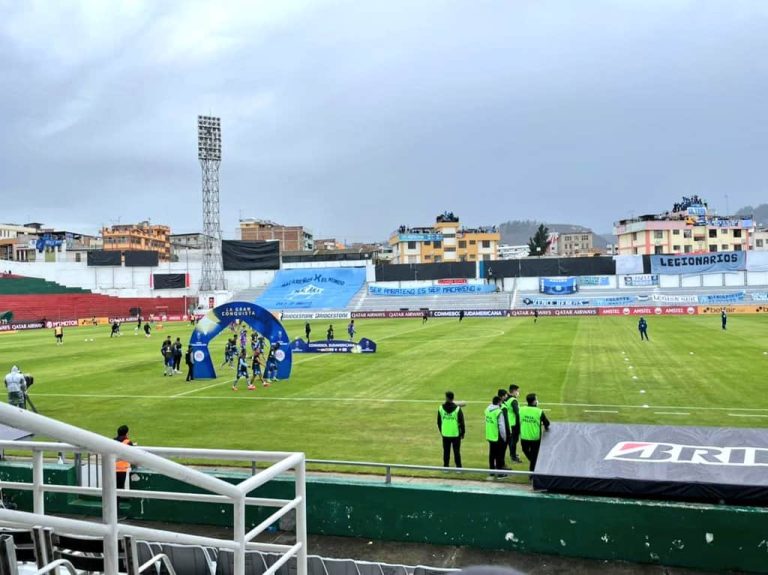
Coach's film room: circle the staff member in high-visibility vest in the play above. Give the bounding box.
[519,393,550,472]
[54,325,64,345]
[504,384,522,463]
[437,391,465,468]
[485,396,508,475]
[114,425,135,490]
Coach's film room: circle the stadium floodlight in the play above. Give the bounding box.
[198,115,225,291]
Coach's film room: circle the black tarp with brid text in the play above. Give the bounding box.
[152,274,187,290]
[87,250,121,266]
[533,422,768,504]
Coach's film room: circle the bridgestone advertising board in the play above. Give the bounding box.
[534,423,768,504]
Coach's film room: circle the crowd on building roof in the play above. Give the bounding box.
[672,195,707,213]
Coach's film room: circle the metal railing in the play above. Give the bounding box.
[0,403,307,575]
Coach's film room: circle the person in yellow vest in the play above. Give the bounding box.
[437,391,465,468]
[484,396,509,476]
[505,384,522,463]
[519,393,551,472]
[114,425,135,490]
[54,325,64,345]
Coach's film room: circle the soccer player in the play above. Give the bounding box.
[110,320,120,338]
[437,391,465,468]
[143,322,151,338]
[422,310,429,324]
[326,325,334,342]
[533,309,539,323]
[233,350,249,391]
[54,325,64,345]
[305,322,311,342]
[519,393,551,472]
[249,347,269,388]
[184,347,194,382]
[721,309,727,330]
[638,317,649,341]
[172,338,183,373]
[458,310,465,322]
[265,342,280,383]
[347,320,356,341]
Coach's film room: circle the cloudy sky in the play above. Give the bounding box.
[2,1,768,242]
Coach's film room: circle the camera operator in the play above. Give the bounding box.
[4,366,27,409]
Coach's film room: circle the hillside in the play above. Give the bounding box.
[498,220,610,249]
[736,203,768,226]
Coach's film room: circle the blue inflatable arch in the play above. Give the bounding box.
[188,301,292,380]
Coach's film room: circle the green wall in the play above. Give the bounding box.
[2,462,767,573]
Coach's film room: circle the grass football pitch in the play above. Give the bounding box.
[2,315,767,471]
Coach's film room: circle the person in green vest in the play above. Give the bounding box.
[519,393,551,472]
[485,396,509,476]
[505,384,522,463]
[437,391,465,467]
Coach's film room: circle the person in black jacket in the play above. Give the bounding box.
[437,391,466,468]
[184,347,194,382]
[172,338,183,373]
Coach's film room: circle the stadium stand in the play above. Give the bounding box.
[0,277,187,321]
[255,269,367,311]
[353,290,511,311]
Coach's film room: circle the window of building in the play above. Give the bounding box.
[468,254,475,260]
[632,247,638,254]
[407,241,416,249]
[757,239,765,247]
[445,247,456,252]
[709,244,717,252]
[708,229,717,238]
[683,229,692,238]
[672,245,680,252]
[684,245,692,253]
[654,231,663,239]
[483,254,491,261]
[733,229,742,238]
[482,240,490,248]
[469,240,476,245]
[424,255,431,260]
[720,228,728,235]
[673,229,680,235]
[654,246,664,254]
[581,235,589,241]
[423,241,431,246]
[722,244,729,251]
[734,244,742,251]
[433,256,442,263]
[433,241,442,249]
[632,232,638,241]
[458,240,466,249]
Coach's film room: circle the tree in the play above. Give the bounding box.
[527,224,550,257]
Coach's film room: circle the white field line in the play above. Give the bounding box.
[171,381,224,398]
[583,410,619,413]
[28,393,768,413]
[727,413,768,418]
[653,412,690,416]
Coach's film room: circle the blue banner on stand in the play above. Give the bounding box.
[291,337,377,353]
[539,277,578,294]
[651,252,746,274]
[189,301,292,380]
[257,268,366,310]
[368,284,494,296]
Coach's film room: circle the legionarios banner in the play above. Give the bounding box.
[650,252,746,274]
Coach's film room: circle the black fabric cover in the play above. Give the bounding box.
[489,256,616,278]
[533,423,768,504]
[222,240,280,270]
[87,250,121,266]
[153,273,187,290]
[124,250,159,267]
[375,262,476,281]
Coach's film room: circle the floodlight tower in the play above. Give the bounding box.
[198,115,226,291]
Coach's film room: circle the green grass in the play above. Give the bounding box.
[2,316,767,471]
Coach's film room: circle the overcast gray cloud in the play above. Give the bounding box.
[2,0,768,241]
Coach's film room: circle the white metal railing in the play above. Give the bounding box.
[0,403,307,575]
